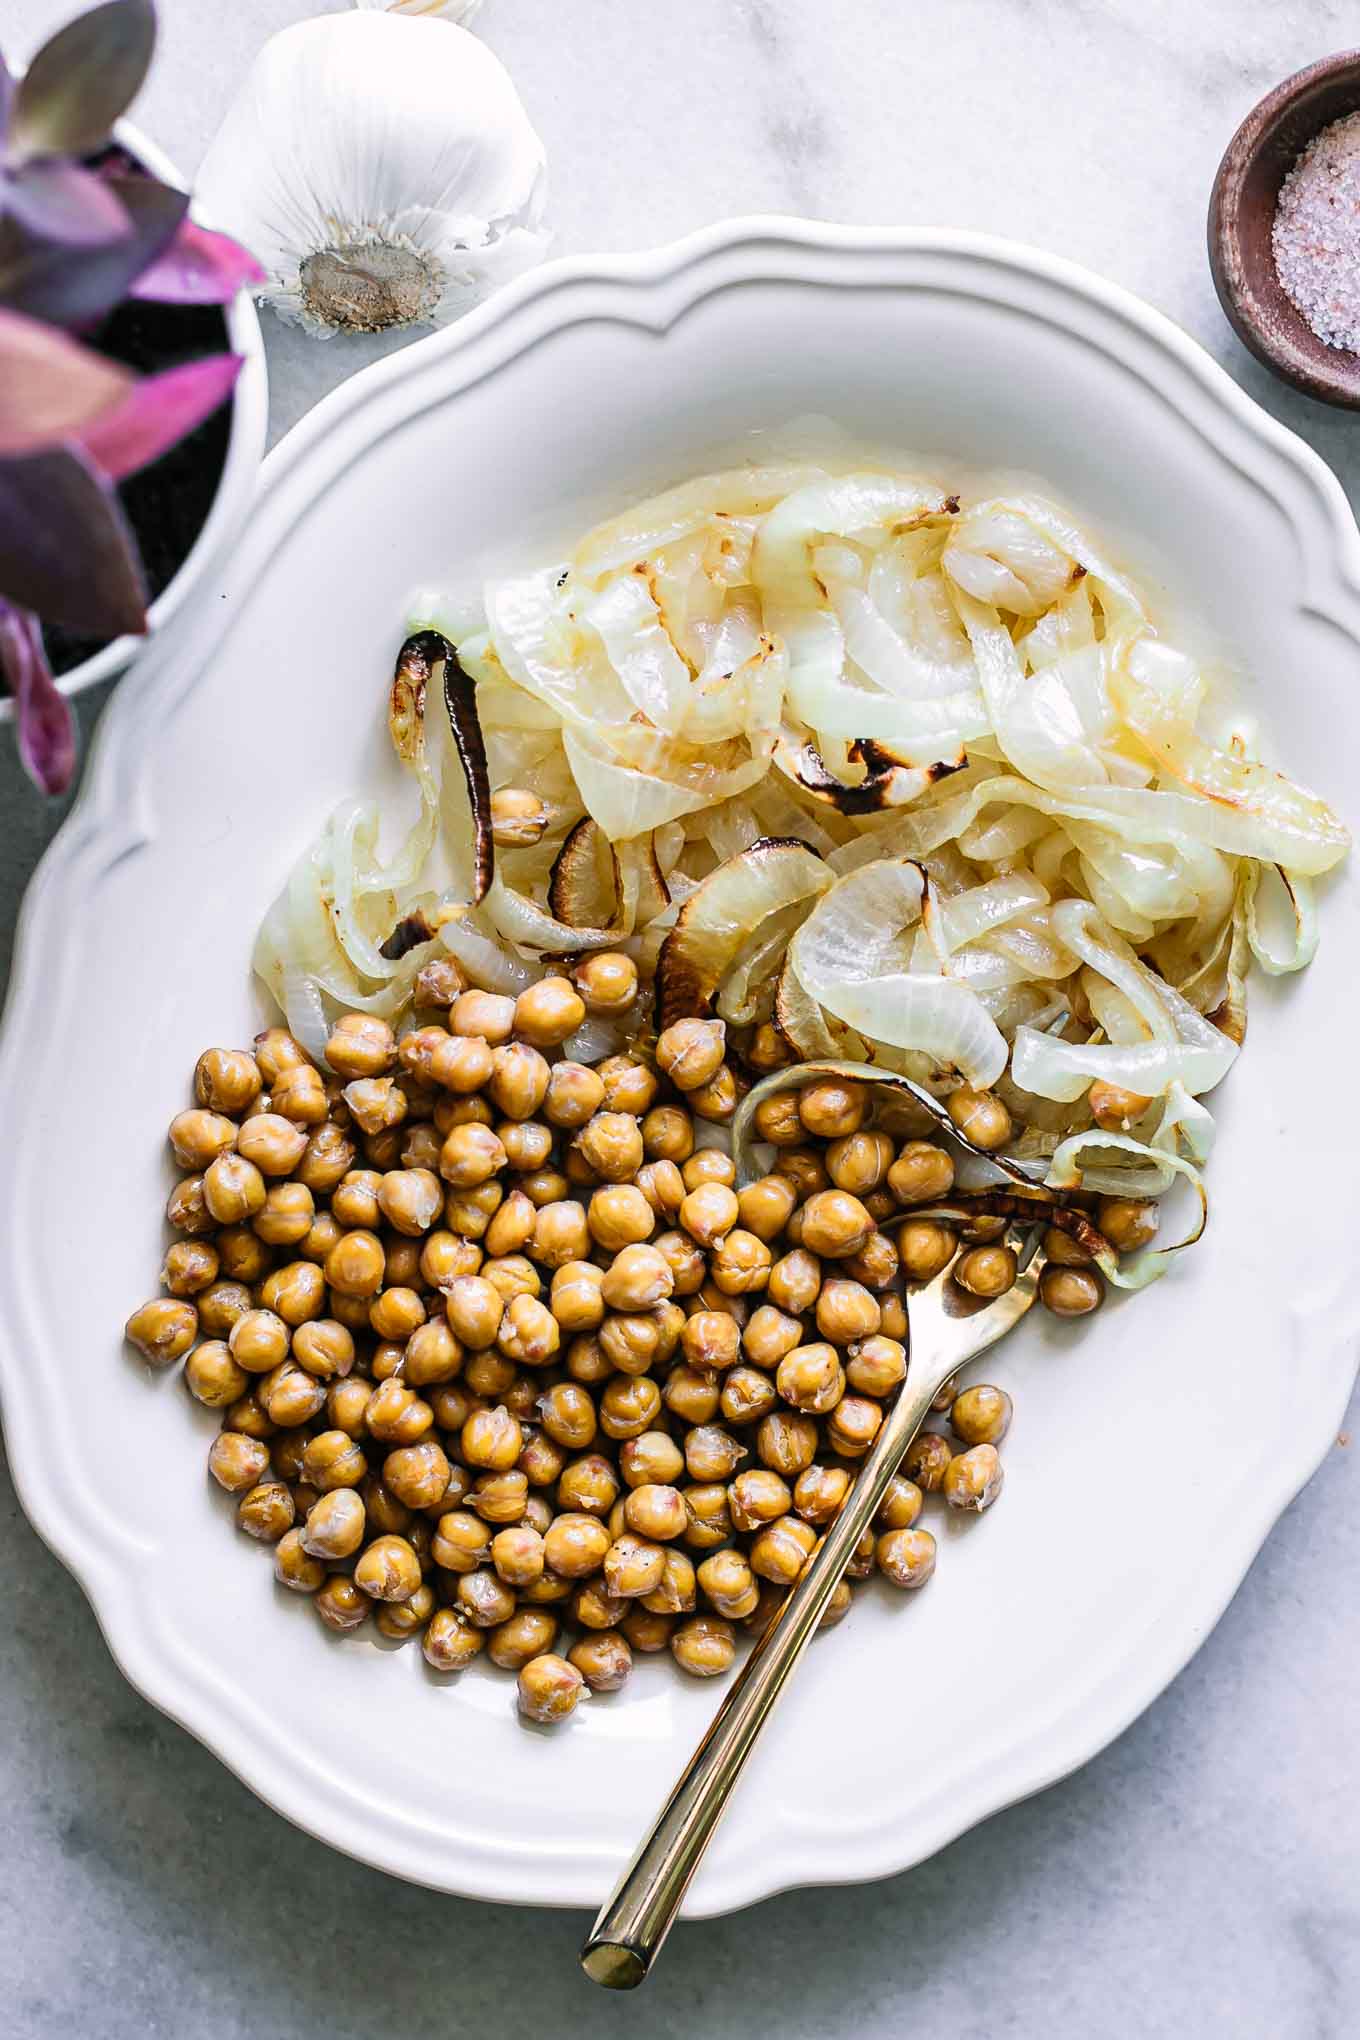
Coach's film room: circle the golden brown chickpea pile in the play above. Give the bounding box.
[128,968,1157,1727]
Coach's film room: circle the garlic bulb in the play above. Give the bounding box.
[195,13,546,337]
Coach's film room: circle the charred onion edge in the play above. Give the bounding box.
[437,634,494,906]
[778,734,967,814]
[548,816,624,930]
[731,1059,1039,1190]
[655,835,824,1033]
[379,909,436,962]
[388,633,428,769]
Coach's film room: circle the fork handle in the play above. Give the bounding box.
[579,1368,943,1989]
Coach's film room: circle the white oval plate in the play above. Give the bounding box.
[2,222,1358,1917]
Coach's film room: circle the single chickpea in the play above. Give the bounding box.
[449,989,515,1044]
[194,1046,262,1115]
[735,1175,797,1244]
[183,1340,249,1409]
[296,1123,356,1196]
[313,1574,370,1634]
[655,1018,726,1093]
[697,1547,760,1619]
[273,1529,326,1593]
[524,1202,585,1272]
[375,1581,437,1642]
[617,1432,684,1490]
[599,1375,662,1440]
[688,1064,738,1122]
[756,1410,818,1476]
[678,1182,739,1250]
[898,1219,957,1282]
[815,1278,881,1346]
[573,952,639,1016]
[436,1122,505,1191]
[383,1440,452,1512]
[709,1229,772,1297]
[1089,1080,1153,1132]
[887,1140,955,1207]
[755,1260,811,1336]
[431,1510,491,1572]
[641,1548,698,1615]
[543,1062,605,1133]
[299,1488,366,1560]
[271,1431,310,1485]
[565,1334,610,1386]
[341,1077,408,1139]
[1043,1222,1093,1267]
[426,1033,492,1097]
[728,1468,792,1533]
[670,1613,736,1678]
[271,1063,329,1127]
[497,1295,561,1368]
[166,1174,215,1236]
[495,1119,551,1173]
[947,1085,1012,1150]
[775,1149,830,1202]
[354,1535,423,1603]
[558,1453,620,1518]
[536,1381,595,1452]
[422,1607,484,1671]
[623,1608,676,1654]
[682,1150,736,1191]
[250,1182,314,1251]
[297,1211,342,1267]
[361,1475,412,1538]
[487,785,548,847]
[586,1185,654,1252]
[639,1105,691,1165]
[793,1463,851,1525]
[720,1365,777,1427]
[846,1525,879,1580]
[603,1533,667,1599]
[960,1212,1008,1245]
[575,1111,644,1184]
[735,1307,796,1373]
[222,1389,274,1440]
[485,1202,537,1276]
[236,1481,294,1543]
[168,1108,238,1171]
[1097,1196,1159,1253]
[517,1167,570,1210]
[679,1310,740,1375]
[876,1474,924,1531]
[749,1514,817,1586]
[877,1526,937,1589]
[484,1609,559,1676]
[548,1261,605,1335]
[411,955,465,1010]
[488,1042,552,1122]
[955,1244,1017,1299]
[435,1092,493,1134]
[950,1383,1013,1446]
[125,1297,197,1366]
[462,1405,523,1472]
[601,1243,673,1312]
[303,1430,367,1491]
[515,976,586,1048]
[541,1511,611,1579]
[208,1432,270,1493]
[262,1259,327,1328]
[752,1092,802,1146]
[775,1342,845,1416]
[398,1026,449,1083]
[324,1013,396,1079]
[597,1311,663,1377]
[441,1275,501,1350]
[798,1077,867,1139]
[1040,1265,1105,1317]
[745,1022,791,1073]
[365,1378,434,1446]
[258,1360,327,1427]
[798,1190,874,1261]
[688,1421,752,1483]
[880,1290,908,1340]
[254,1027,311,1086]
[226,1308,289,1375]
[825,1394,882,1457]
[485,1524,543,1589]
[903,1430,953,1492]
[202,1152,266,1225]
[568,1631,633,1694]
[825,1130,894,1196]
[844,1229,900,1292]
[653,1229,707,1296]
[475,1467,532,1520]
[443,1180,505,1240]
[846,1334,907,1398]
[517,1652,585,1724]
[624,1484,688,1542]
[323,1229,385,1300]
[944,1442,1005,1513]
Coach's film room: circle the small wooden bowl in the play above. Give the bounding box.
[1209,49,1360,408]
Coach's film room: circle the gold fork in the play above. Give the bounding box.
[580,1201,1046,1988]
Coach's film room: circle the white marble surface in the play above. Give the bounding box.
[2,3,1358,2034]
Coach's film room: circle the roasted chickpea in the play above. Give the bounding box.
[182,1340,248,1409]
[516,1652,584,1724]
[943,1442,1005,1513]
[421,1607,483,1670]
[896,1219,956,1283]
[353,1535,421,1603]
[748,1513,816,1586]
[876,1474,924,1531]
[572,951,639,1017]
[675,1182,736,1250]
[624,1483,688,1541]
[272,1528,325,1594]
[954,1244,1017,1299]
[731,1178,792,1248]
[771,1341,841,1416]
[485,1042,549,1122]
[297,1122,357,1196]
[798,1077,867,1139]
[822,1130,891,1197]
[425,1033,492,1097]
[398,1318,461,1390]
[381,1440,450,1512]
[1042,1223,1093,1267]
[601,1243,673,1312]
[235,1481,294,1543]
[514,976,586,1048]
[410,955,465,1011]
[473,1610,551,1679]
[166,1174,215,1236]
[544,1261,601,1336]
[429,1508,488,1572]
[341,1077,407,1138]
[946,1085,1012,1150]
[690,1547,755,1619]
[194,1046,262,1115]
[670,1613,735,1677]
[565,1334,610,1386]
[793,1462,851,1525]
[365,1378,434,1446]
[655,1018,726,1093]
[756,1410,818,1476]
[899,1431,950,1494]
[538,1381,597,1452]
[1097,1196,1159,1253]
[728,1468,791,1532]
[270,1063,328,1128]
[447,989,514,1045]
[752,1092,802,1147]
[222,1389,275,1441]
[1040,1265,1105,1316]
[675,1310,736,1376]
[303,1430,367,1491]
[374,1581,436,1641]
[312,1573,369,1634]
[125,1297,197,1366]
[491,1293,555,1367]
[879,1290,908,1340]
[572,1111,643,1184]
[261,1258,327,1327]
[814,1278,880,1346]
[1089,1080,1153,1132]
[208,1432,270,1493]
[603,1532,666,1599]
[720,1365,777,1427]
[224,1308,287,1375]
[596,1055,660,1115]
[681,1150,735,1191]
[959,1212,1008,1245]
[613,1433,682,1493]
[582,1185,650,1252]
[598,1311,665,1377]
[845,1333,906,1398]
[887,1140,955,1206]
[297,1212,342,1268]
[461,1405,523,1472]
[202,1152,266,1226]
[640,1546,697,1616]
[653,1229,707,1296]
[497,1119,553,1173]
[297,1487,365,1560]
[247,1184,312,1255]
[562,1630,629,1695]
[558,1453,619,1518]
[474,1466,531,1520]
[766,1248,821,1316]
[844,1228,899,1292]
[949,1383,1012,1447]
[876,1526,937,1589]
[322,1013,395,1080]
[258,1360,326,1427]
[323,1229,385,1300]
[254,1027,311,1086]
[599,1370,660,1436]
[825,1394,882,1457]
[541,1511,611,1579]
[707,1229,770,1297]
[434,1093,493,1135]
[621,1607,673,1654]
[168,1108,238,1172]
[537,1064,601,1137]
[688,1064,738,1121]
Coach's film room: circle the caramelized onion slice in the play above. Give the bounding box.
[654,836,832,1032]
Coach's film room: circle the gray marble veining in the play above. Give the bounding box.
[2,3,1358,2035]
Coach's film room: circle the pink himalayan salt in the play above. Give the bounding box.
[1273,110,1360,353]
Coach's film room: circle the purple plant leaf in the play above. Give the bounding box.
[0,173,185,325]
[10,0,156,162]
[2,157,131,247]
[0,305,132,456]
[0,51,14,139]
[0,445,146,638]
[130,216,265,305]
[0,598,76,794]
[78,352,242,480]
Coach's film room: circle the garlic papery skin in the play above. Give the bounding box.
[194,13,547,338]
[353,0,483,21]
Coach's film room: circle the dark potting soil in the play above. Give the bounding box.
[44,297,234,676]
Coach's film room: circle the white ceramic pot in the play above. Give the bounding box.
[0,115,268,721]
